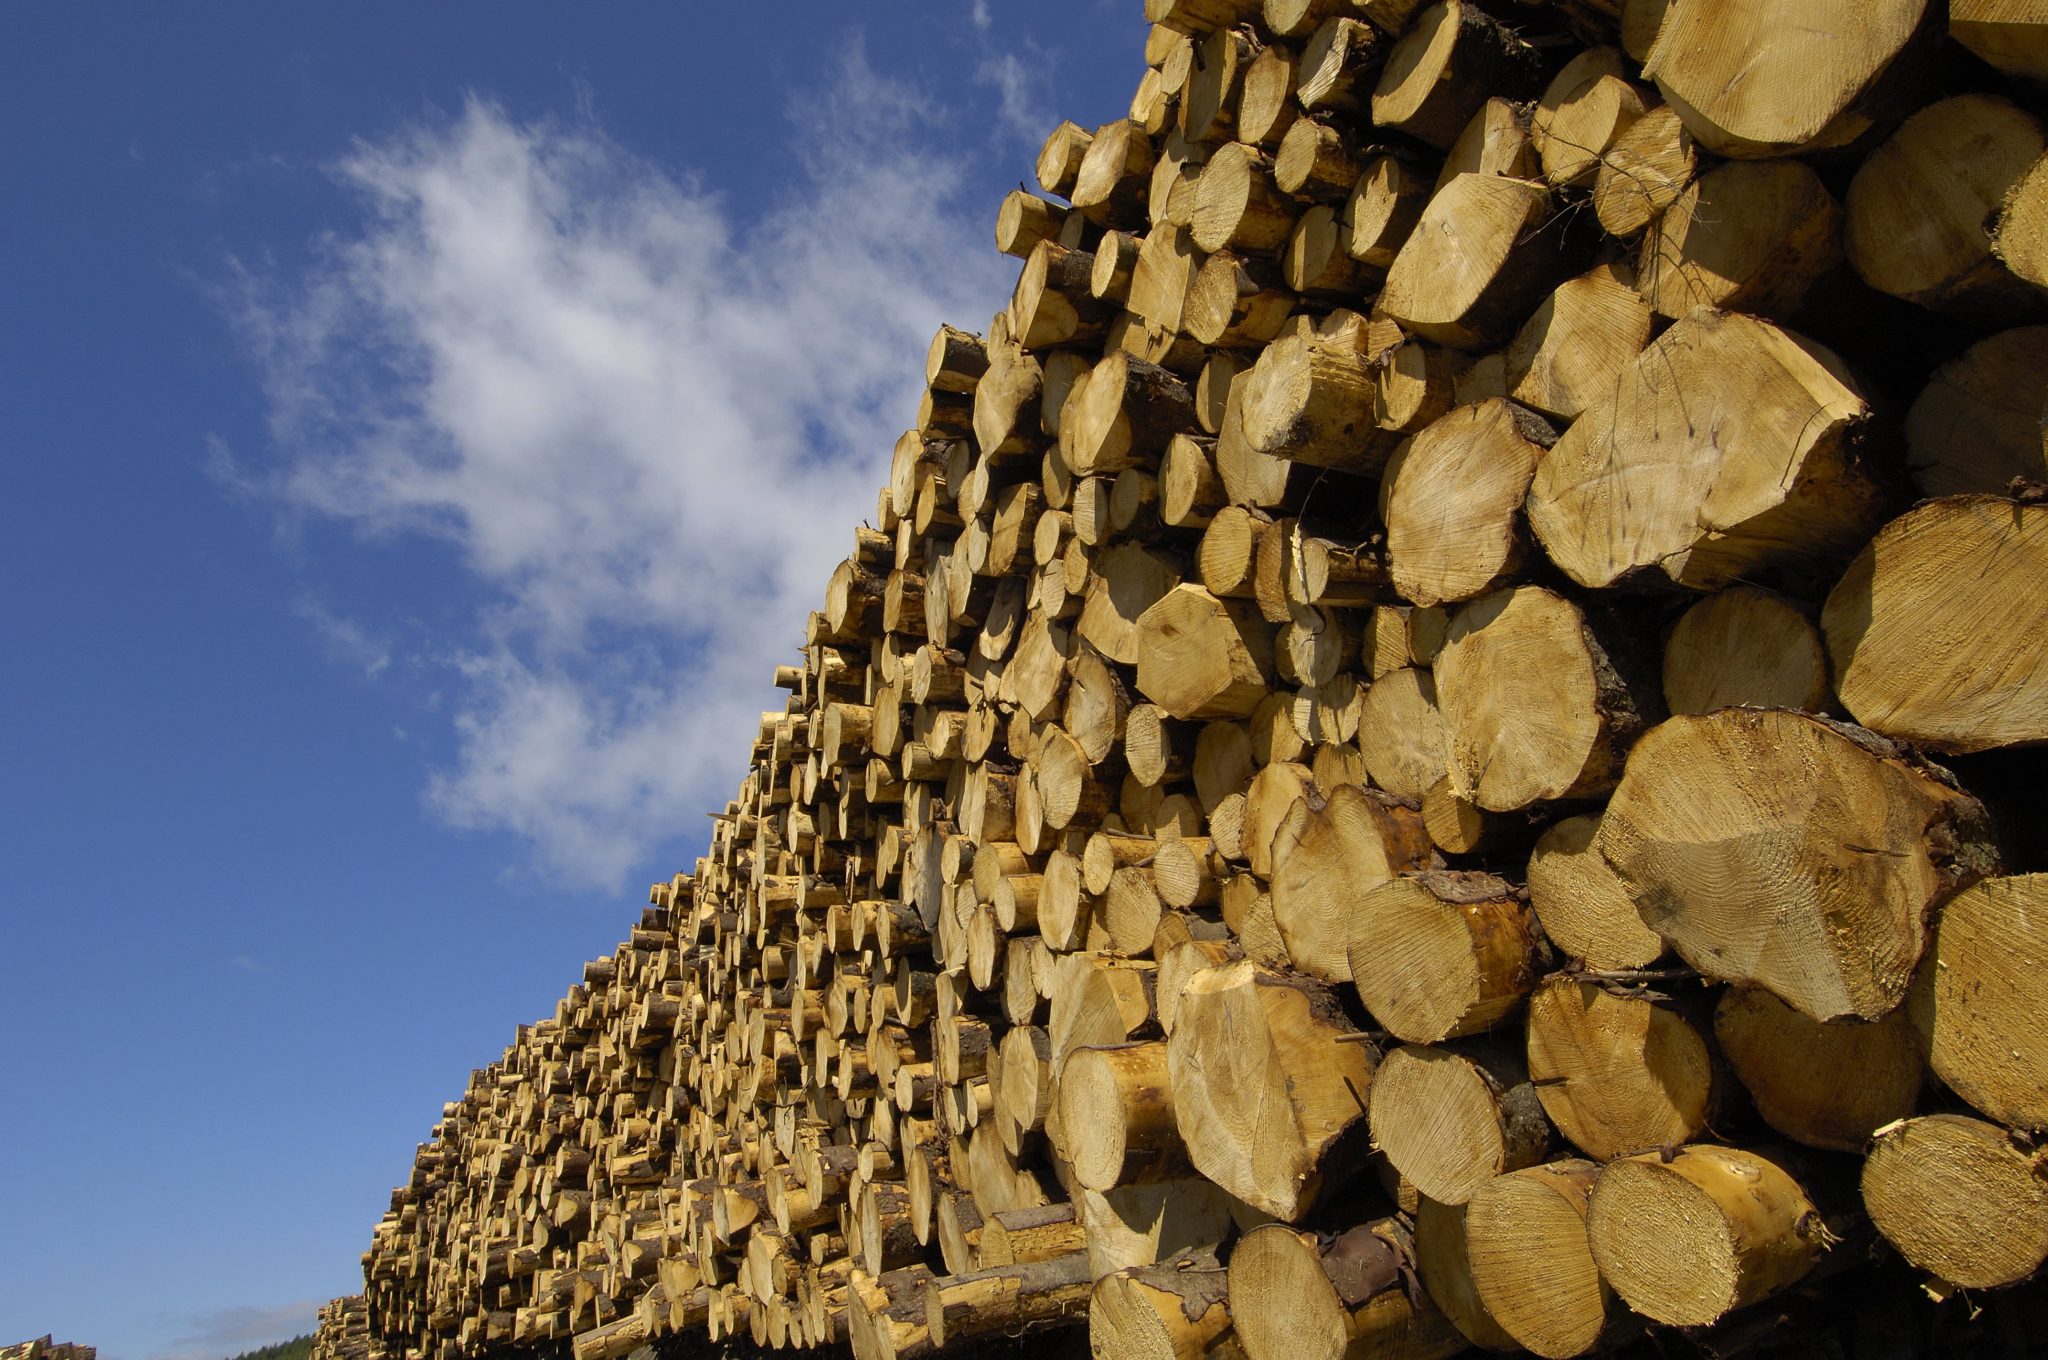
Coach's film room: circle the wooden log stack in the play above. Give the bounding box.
[313,1297,374,1360]
[0,1342,94,1360]
[322,1,2048,1357]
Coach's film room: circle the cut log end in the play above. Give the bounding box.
[1587,1146,1822,1328]
[1167,960,1376,1220]
[1912,874,2048,1133]
[1864,1114,2048,1290]
[1601,708,1997,1023]
[1465,1160,1611,1359]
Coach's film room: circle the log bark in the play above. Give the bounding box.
[1240,330,1388,472]
[1065,351,1196,477]
[848,1265,936,1360]
[570,1310,650,1360]
[977,1203,1087,1267]
[926,325,988,394]
[1088,1254,1239,1360]
[920,1252,1093,1349]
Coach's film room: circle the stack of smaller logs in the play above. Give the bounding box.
[312,1298,372,1360]
[0,1342,94,1360]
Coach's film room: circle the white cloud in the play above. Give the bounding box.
[961,3,1055,148]
[233,51,1011,887]
[977,51,1054,146]
[150,1299,321,1360]
[294,596,391,679]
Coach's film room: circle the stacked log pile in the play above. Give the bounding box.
[313,1298,373,1360]
[328,0,2048,1357]
[0,1341,94,1360]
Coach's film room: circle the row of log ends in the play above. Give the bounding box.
[318,0,2048,1358]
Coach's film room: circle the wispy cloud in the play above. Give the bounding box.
[966,5,1054,146]
[150,1299,321,1360]
[226,953,271,975]
[977,51,1054,146]
[294,596,391,679]
[229,49,1009,887]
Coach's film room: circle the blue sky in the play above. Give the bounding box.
[0,6,1135,1356]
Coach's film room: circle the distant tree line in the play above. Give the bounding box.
[225,1338,311,1360]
